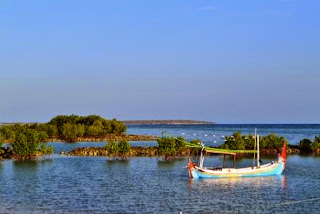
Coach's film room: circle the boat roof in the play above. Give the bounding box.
[205,149,236,155]
[204,148,257,155]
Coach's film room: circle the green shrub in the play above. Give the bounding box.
[38,131,49,142]
[260,133,286,149]
[46,124,58,138]
[0,132,4,147]
[0,133,4,155]
[38,142,54,155]
[220,132,287,150]
[118,140,131,157]
[104,140,118,155]
[220,132,246,150]
[104,140,131,159]
[157,137,186,157]
[311,136,320,150]
[0,126,16,141]
[0,115,127,143]
[298,139,312,153]
[61,123,85,142]
[12,129,40,158]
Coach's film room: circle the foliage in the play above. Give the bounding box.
[311,136,320,150]
[0,125,16,141]
[12,129,40,158]
[157,136,186,157]
[61,123,85,142]
[0,133,4,155]
[260,133,287,149]
[298,138,312,153]
[104,140,118,155]
[86,120,104,136]
[0,132,4,147]
[38,131,49,142]
[110,119,127,134]
[46,124,58,138]
[0,115,127,143]
[220,132,246,150]
[49,115,127,139]
[220,132,287,150]
[117,140,131,157]
[188,139,202,155]
[38,142,54,155]
[104,140,131,159]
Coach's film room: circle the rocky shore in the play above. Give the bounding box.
[68,146,196,157]
[66,145,319,157]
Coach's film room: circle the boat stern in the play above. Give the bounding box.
[278,142,286,173]
[188,159,199,179]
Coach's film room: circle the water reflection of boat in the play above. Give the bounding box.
[188,134,286,179]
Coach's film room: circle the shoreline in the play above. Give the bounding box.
[122,120,215,125]
[66,145,320,157]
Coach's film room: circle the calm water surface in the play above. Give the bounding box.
[1,124,320,213]
[1,156,320,213]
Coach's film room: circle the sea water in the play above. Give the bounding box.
[127,124,320,145]
[0,124,320,213]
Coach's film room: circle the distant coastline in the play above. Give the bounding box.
[122,120,215,125]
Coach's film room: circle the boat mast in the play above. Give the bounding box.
[257,134,260,168]
[199,143,204,169]
[253,128,257,168]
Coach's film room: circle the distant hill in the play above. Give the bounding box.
[122,120,215,125]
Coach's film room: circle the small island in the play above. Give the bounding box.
[122,120,215,125]
[0,114,155,159]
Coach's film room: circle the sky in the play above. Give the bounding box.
[0,0,319,123]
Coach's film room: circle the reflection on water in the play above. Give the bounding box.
[157,158,186,170]
[106,159,130,167]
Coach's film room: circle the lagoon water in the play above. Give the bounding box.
[1,124,320,213]
[127,124,320,145]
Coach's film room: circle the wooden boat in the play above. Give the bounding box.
[188,134,286,179]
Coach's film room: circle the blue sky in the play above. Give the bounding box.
[0,0,319,123]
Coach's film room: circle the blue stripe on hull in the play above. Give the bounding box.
[192,162,284,179]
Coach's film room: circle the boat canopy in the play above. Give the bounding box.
[204,149,236,156]
[204,148,256,156]
[176,138,257,155]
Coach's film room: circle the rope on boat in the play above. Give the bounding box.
[276,197,320,206]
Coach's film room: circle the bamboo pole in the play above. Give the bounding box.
[257,135,260,168]
[253,128,256,168]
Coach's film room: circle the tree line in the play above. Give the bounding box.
[219,132,320,153]
[0,114,127,143]
[220,132,287,150]
[298,136,320,153]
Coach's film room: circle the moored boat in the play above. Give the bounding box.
[188,133,286,179]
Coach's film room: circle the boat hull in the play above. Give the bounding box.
[190,161,284,179]
[188,143,286,179]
